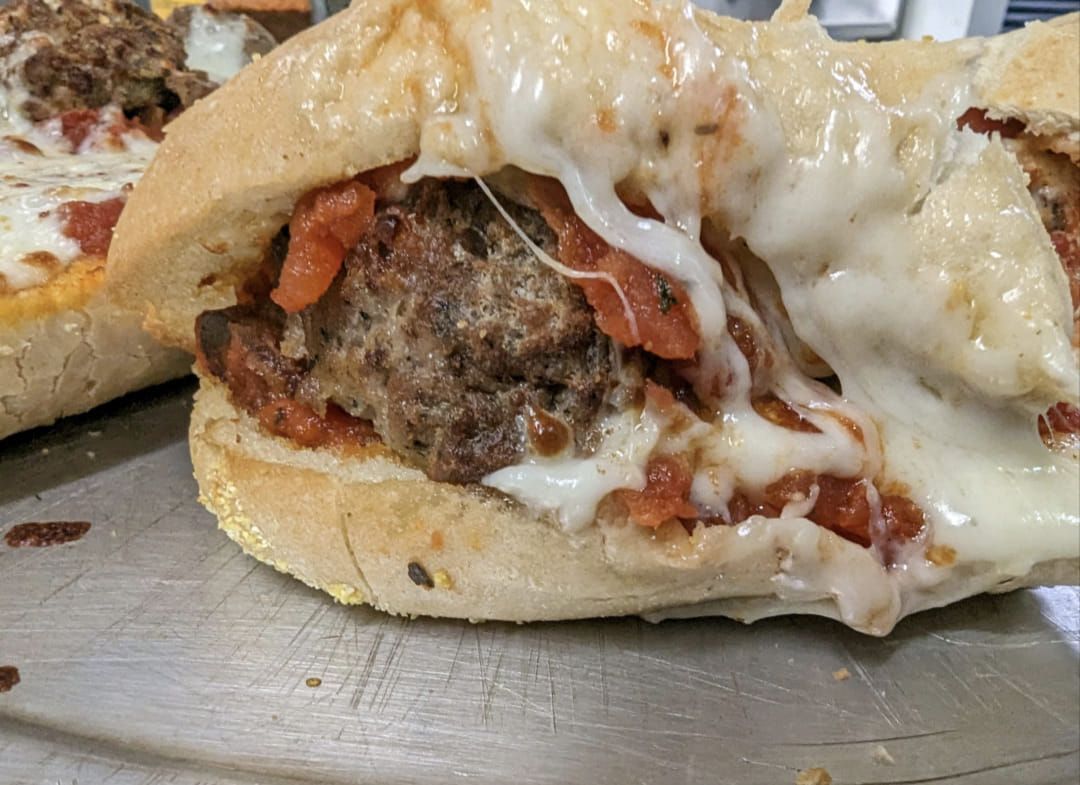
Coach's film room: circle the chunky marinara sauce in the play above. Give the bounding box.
[57,197,125,257]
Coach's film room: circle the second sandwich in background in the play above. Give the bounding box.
[0,0,274,439]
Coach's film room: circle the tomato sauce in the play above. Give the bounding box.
[57,109,101,150]
[1040,402,1080,450]
[256,398,377,449]
[525,405,571,456]
[529,178,702,360]
[751,394,821,433]
[1050,230,1080,323]
[616,455,698,528]
[194,307,379,452]
[762,469,816,511]
[723,470,925,562]
[727,314,763,372]
[52,108,161,151]
[725,492,779,523]
[57,197,125,256]
[4,521,91,548]
[271,179,377,313]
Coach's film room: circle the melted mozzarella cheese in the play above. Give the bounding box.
[20,105,160,158]
[404,1,1078,583]
[484,406,662,531]
[183,7,251,85]
[0,149,152,289]
[0,188,76,289]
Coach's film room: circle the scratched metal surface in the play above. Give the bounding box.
[0,380,1077,785]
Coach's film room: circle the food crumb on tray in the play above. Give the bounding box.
[872,744,896,765]
[832,667,851,681]
[0,665,20,693]
[4,521,92,548]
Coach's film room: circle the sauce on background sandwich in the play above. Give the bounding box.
[0,0,273,439]
[108,0,1079,634]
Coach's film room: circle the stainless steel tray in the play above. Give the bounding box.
[2,380,1077,785]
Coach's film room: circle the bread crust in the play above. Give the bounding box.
[107,2,1080,351]
[192,373,1078,633]
[0,261,188,438]
[977,13,1080,141]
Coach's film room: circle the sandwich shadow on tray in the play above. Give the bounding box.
[0,375,195,507]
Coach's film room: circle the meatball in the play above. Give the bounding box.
[302,180,619,482]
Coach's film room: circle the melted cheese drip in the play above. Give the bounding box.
[485,406,662,531]
[403,1,1077,587]
[183,7,251,85]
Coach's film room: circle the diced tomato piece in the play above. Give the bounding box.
[270,179,376,313]
[751,394,821,433]
[57,109,101,150]
[804,478,925,554]
[644,380,678,410]
[1040,402,1080,450]
[57,197,126,256]
[763,470,816,510]
[530,177,609,265]
[617,455,698,528]
[529,177,701,360]
[358,158,416,200]
[725,492,779,523]
[808,476,871,547]
[724,469,926,562]
[583,249,700,359]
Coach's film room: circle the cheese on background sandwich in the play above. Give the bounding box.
[108,0,1079,635]
[0,0,273,439]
